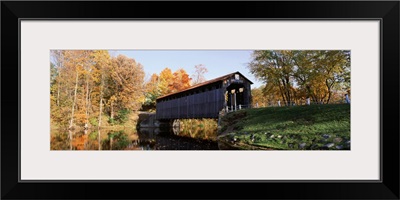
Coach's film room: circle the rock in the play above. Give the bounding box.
[322,134,331,139]
[324,143,335,148]
[231,137,239,144]
[288,143,294,148]
[298,143,307,149]
[336,145,343,150]
[333,137,343,143]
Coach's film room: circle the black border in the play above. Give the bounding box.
[2,1,399,199]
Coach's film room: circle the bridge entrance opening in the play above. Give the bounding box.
[226,83,245,111]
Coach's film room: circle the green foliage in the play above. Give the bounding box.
[89,117,98,126]
[108,117,116,125]
[107,109,130,125]
[115,109,130,124]
[106,131,130,150]
[89,131,98,140]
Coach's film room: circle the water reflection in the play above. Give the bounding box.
[51,125,219,150]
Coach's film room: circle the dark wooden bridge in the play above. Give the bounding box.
[156,71,253,120]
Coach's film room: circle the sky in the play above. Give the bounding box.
[114,50,263,88]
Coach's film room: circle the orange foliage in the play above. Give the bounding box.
[172,68,191,92]
[71,134,88,150]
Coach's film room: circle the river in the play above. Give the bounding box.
[50,125,221,150]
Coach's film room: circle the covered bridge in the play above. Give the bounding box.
[156,71,253,120]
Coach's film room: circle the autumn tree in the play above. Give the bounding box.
[158,67,174,95]
[58,50,93,128]
[191,64,208,85]
[50,51,145,129]
[157,67,192,96]
[142,68,192,111]
[248,50,350,106]
[91,50,112,127]
[251,87,268,107]
[143,73,161,110]
[292,50,350,103]
[172,68,191,92]
[249,50,296,106]
[107,55,145,123]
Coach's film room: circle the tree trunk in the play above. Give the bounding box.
[325,79,334,104]
[69,71,79,129]
[98,129,101,150]
[56,51,62,107]
[110,101,114,120]
[327,90,332,104]
[69,130,73,150]
[98,74,104,127]
[85,75,90,128]
[57,81,60,107]
[278,84,286,105]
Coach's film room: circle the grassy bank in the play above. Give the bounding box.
[218,104,350,150]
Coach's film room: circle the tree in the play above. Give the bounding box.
[172,68,191,92]
[143,73,161,110]
[158,67,174,95]
[50,51,146,128]
[316,50,350,103]
[142,68,191,111]
[251,87,268,107]
[91,50,112,127]
[107,55,145,121]
[248,50,296,106]
[292,50,350,103]
[58,50,93,129]
[191,64,208,85]
[248,50,350,105]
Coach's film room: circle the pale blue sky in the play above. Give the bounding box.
[114,50,263,88]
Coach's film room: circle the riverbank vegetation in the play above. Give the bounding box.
[218,104,350,150]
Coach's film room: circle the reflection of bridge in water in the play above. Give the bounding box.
[137,127,219,150]
[155,71,253,121]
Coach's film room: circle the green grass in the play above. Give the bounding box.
[218,104,350,150]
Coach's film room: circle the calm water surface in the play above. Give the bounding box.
[51,126,220,150]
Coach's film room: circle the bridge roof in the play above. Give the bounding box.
[157,71,253,100]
